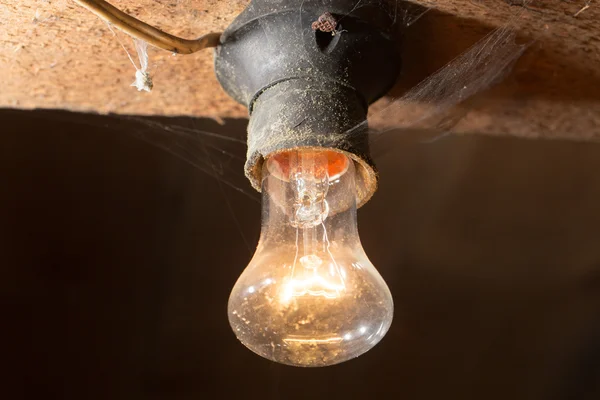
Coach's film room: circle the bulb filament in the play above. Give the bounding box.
[281,151,347,303]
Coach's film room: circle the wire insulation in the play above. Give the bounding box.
[73,0,221,54]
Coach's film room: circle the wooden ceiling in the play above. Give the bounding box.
[2,1,599,140]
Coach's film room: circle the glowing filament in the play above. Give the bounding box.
[281,254,345,303]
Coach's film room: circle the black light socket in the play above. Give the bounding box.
[214,0,402,206]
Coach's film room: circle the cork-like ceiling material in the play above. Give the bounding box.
[1,1,599,140]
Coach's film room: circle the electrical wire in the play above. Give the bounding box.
[73,0,221,54]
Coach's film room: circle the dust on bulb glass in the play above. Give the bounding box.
[228,149,393,367]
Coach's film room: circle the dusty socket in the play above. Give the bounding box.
[214,0,402,207]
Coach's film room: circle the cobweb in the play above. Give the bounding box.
[361,1,530,144]
[104,0,532,202]
[105,23,154,92]
[73,112,260,252]
[122,115,260,203]
[66,0,533,254]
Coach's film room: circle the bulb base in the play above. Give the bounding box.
[246,79,377,207]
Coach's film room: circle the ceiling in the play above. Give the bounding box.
[2,0,599,139]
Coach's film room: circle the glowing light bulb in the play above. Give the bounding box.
[228,149,393,367]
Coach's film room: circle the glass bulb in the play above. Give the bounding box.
[228,149,393,367]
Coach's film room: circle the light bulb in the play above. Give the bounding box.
[228,149,393,367]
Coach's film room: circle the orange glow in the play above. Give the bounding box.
[267,149,349,182]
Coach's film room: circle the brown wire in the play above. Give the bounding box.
[73,0,221,54]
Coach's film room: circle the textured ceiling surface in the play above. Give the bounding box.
[1,1,599,139]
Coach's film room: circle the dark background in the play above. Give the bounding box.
[1,109,600,399]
